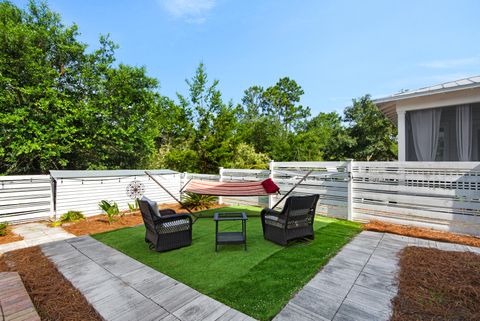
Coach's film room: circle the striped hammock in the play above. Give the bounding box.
[184,179,276,196]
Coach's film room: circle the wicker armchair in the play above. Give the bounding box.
[138,197,192,252]
[261,194,320,245]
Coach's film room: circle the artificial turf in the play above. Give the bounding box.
[93,206,362,321]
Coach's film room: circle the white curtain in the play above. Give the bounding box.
[409,109,442,161]
[456,104,472,161]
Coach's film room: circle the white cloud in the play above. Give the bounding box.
[159,0,215,23]
[419,57,480,69]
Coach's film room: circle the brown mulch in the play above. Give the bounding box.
[62,203,225,236]
[0,226,24,245]
[391,246,480,321]
[364,220,480,248]
[0,246,102,321]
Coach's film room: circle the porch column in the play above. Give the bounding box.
[397,110,406,161]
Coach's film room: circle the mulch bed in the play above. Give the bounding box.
[391,246,480,321]
[0,246,102,321]
[364,220,480,248]
[0,226,24,245]
[62,203,224,236]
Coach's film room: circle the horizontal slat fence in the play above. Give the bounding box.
[271,162,349,219]
[187,161,480,236]
[55,173,181,217]
[352,162,480,236]
[2,162,480,236]
[0,175,52,223]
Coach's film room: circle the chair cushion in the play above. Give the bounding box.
[141,196,161,219]
[264,215,285,228]
[157,219,190,234]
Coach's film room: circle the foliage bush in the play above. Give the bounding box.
[60,211,85,223]
[99,200,120,224]
[0,222,8,236]
[182,193,216,210]
[128,200,139,213]
[52,210,86,226]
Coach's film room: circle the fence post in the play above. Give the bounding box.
[268,160,275,208]
[50,176,57,221]
[218,167,224,205]
[346,159,354,221]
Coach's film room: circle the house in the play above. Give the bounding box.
[374,76,480,161]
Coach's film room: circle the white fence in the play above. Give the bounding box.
[186,161,480,236]
[0,170,181,223]
[2,163,480,236]
[54,171,181,217]
[0,175,52,223]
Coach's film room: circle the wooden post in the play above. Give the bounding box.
[218,167,224,205]
[346,159,354,221]
[268,160,275,208]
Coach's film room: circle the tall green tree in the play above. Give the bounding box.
[343,95,397,160]
[263,77,310,132]
[238,78,311,161]
[0,1,161,174]
[291,112,353,161]
[175,63,240,173]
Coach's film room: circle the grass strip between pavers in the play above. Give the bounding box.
[93,206,361,321]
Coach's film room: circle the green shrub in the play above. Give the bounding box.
[128,200,139,213]
[60,211,85,223]
[0,222,8,236]
[182,193,216,210]
[51,210,85,226]
[99,200,120,224]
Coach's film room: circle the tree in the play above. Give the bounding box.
[0,1,161,174]
[291,112,353,161]
[237,78,311,161]
[343,95,397,160]
[176,63,240,173]
[263,77,310,132]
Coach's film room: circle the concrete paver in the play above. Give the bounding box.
[41,236,255,321]
[273,231,480,321]
[0,222,75,254]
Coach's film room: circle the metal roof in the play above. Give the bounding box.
[50,169,179,180]
[374,75,480,124]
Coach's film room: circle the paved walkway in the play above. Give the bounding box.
[273,231,480,321]
[0,223,75,254]
[41,236,255,321]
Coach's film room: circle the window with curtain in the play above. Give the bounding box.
[406,103,480,161]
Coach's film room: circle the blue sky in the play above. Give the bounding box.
[12,0,480,115]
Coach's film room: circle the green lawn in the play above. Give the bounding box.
[93,206,362,320]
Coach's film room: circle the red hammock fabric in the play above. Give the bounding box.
[184,179,279,196]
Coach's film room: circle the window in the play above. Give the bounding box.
[406,103,480,161]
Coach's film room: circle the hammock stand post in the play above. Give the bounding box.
[271,170,314,210]
[144,171,199,222]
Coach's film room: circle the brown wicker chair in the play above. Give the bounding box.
[138,197,192,252]
[261,194,320,245]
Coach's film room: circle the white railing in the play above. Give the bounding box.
[2,162,480,236]
[187,160,480,236]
